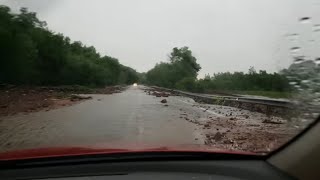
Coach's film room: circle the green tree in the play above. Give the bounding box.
[0,5,139,86]
[146,47,201,88]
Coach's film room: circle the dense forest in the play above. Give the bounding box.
[1,6,303,98]
[0,6,139,86]
[144,47,293,96]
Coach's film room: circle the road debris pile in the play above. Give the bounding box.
[143,86,310,154]
[178,104,299,154]
[160,99,167,103]
[262,119,285,124]
[142,88,172,105]
[0,85,125,117]
[39,85,124,94]
[149,90,171,97]
[143,87,179,98]
[70,95,92,101]
[92,86,124,94]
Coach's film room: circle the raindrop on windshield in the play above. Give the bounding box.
[294,85,301,89]
[286,33,299,41]
[290,47,301,53]
[289,81,298,85]
[286,76,294,80]
[314,24,320,32]
[301,80,311,84]
[299,17,311,23]
[293,56,305,64]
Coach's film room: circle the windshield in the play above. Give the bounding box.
[0,0,319,159]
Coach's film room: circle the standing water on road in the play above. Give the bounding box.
[0,85,312,154]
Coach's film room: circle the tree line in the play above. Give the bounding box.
[0,6,139,87]
[1,5,297,96]
[144,47,293,95]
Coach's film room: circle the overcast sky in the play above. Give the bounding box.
[1,0,319,77]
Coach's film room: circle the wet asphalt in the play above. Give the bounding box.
[0,86,209,152]
[0,85,305,154]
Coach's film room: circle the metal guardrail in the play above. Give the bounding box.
[148,86,302,118]
[150,86,294,108]
[147,86,320,119]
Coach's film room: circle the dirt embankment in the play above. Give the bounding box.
[183,112,296,154]
[0,85,124,117]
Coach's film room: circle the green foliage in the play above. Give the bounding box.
[0,5,294,95]
[201,69,292,92]
[194,69,292,96]
[146,47,201,88]
[0,6,138,86]
[145,46,292,97]
[175,77,197,92]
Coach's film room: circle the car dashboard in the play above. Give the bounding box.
[0,160,294,180]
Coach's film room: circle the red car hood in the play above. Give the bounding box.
[0,144,258,161]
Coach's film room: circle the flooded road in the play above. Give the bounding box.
[0,86,203,152]
[0,86,300,153]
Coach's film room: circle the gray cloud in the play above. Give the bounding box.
[1,0,319,77]
[0,0,57,14]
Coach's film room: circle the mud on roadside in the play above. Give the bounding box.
[143,86,302,154]
[179,103,303,154]
[0,85,125,117]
